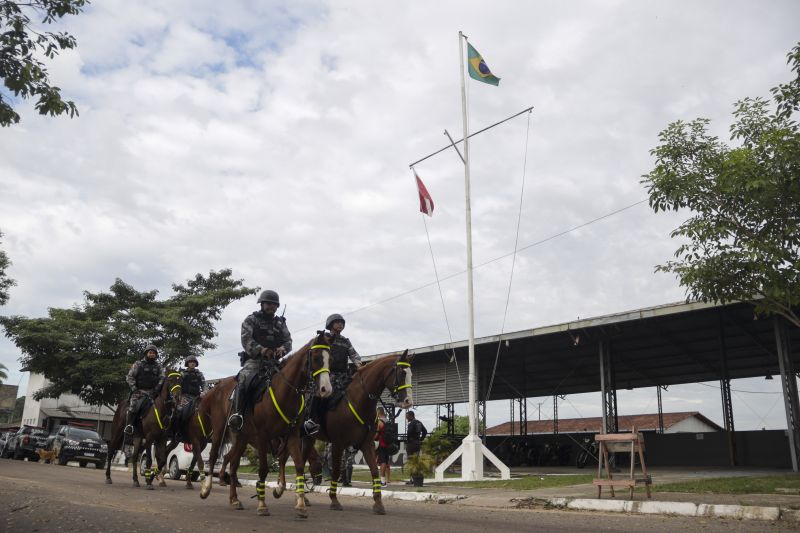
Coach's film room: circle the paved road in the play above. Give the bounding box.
[1,459,795,532]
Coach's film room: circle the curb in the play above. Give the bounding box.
[537,496,798,522]
[236,479,465,503]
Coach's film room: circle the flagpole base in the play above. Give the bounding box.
[434,433,511,481]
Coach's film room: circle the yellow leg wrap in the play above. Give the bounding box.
[329,480,338,495]
[295,475,305,494]
[373,477,382,494]
[256,481,266,501]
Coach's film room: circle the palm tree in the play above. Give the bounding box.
[0,362,8,385]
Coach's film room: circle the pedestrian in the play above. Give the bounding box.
[375,407,392,486]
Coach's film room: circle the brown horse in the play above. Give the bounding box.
[199,332,333,518]
[104,369,183,488]
[274,350,414,515]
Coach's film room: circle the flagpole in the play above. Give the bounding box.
[458,30,478,441]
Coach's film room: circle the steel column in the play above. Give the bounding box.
[718,317,736,466]
[478,400,486,440]
[774,316,800,472]
[553,395,559,434]
[656,386,665,434]
[599,338,618,434]
[509,399,516,436]
[516,397,528,437]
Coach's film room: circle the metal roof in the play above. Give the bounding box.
[367,300,800,406]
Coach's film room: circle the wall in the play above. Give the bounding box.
[667,417,719,434]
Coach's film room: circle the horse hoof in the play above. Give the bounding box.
[330,502,343,511]
[230,500,244,510]
[133,481,140,488]
[295,508,308,519]
[146,485,154,491]
[304,496,312,507]
[105,478,112,485]
[185,484,193,490]
[372,502,386,515]
[159,482,167,488]
[272,488,283,499]
[257,507,270,516]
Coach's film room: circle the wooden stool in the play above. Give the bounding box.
[593,426,651,499]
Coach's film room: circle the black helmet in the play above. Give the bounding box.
[144,344,158,356]
[185,355,198,366]
[257,290,280,305]
[326,313,345,330]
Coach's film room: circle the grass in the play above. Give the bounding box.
[436,474,595,490]
[652,475,800,495]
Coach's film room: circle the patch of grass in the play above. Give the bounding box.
[653,475,800,495]
[437,474,594,490]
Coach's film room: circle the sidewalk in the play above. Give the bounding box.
[236,466,800,523]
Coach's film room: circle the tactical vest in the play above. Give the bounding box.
[136,360,161,390]
[330,337,351,373]
[182,369,203,397]
[252,312,285,350]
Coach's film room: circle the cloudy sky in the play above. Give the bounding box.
[1,0,797,433]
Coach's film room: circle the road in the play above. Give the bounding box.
[1,459,795,532]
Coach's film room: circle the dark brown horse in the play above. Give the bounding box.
[199,332,333,518]
[274,350,414,514]
[104,369,183,488]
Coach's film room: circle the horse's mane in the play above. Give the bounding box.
[356,353,401,374]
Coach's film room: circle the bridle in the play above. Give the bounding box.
[268,336,331,426]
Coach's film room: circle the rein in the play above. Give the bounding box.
[267,342,331,427]
[345,358,412,431]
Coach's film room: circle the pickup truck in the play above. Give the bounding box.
[50,425,108,468]
[4,426,49,460]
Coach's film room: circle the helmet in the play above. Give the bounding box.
[257,290,280,305]
[144,344,158,356]
[185,355,199,366]
[326,313,345,330]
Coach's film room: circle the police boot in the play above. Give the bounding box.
[124,410,135,435]
[227,385,244,432]
[303,397,320,436]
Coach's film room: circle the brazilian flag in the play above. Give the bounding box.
[467,42,500,86]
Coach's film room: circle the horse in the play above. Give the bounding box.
[198,332,333,518]
[104,369,183,489]
[274,350,414,515]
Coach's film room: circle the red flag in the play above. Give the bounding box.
[415,172,434,216]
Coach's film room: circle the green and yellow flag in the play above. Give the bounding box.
[467,42,500,86]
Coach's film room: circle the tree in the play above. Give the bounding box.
[0,0,86,127]
[0,269,257,406]
[12,395,24,422]
[0,361,7,384]
[0,229,15,306]
[642,43,800,328]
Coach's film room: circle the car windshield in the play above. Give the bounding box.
[67,428,100,440]
[31,430,49,437]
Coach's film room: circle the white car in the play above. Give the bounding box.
[166,441,233,481]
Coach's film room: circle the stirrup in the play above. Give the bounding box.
[124,425,134,435]
[303,419,319,436]
[227,413,243,432]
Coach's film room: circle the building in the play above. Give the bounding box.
[0,383,18,424]
[485,411,722,436]
[21,373,115,439]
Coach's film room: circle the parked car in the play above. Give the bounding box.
[0,429,18,457]
[4,426,49,460]
[136,441,228,480]
[50,425,108,468]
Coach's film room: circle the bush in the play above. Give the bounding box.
[405,454,435,478]
[421,432,457,463]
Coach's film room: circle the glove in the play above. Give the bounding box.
[260,347,272,357]
[275,347,287,357]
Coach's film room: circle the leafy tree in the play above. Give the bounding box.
[0,229,15,306]
[642,43,800,328]
[0,0,86,126]
[12,395,24,422]
[0,269,257,406]
[0,361,7,384]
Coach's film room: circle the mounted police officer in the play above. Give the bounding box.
[303,313,361,436]
[228,289,292,432]
[178,355,206,419]
[124,344,166,435]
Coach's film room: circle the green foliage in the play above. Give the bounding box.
[0,229,15,306]
[404,453,435,477]
[654,475,800,494]
[0,269,257,406]
[0,0,86,126]
[642,42,800,328]
[12,395,24,421]
[421,432,457,463]
[0,361,7,383]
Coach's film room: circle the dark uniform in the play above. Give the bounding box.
[124,345,165,435]
[179,358,206,411]
[229,290,291,431]
[406,416,427,456]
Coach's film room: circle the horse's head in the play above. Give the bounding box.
[165,369,183,405]
[308,331,333,398]
[385,350,414,409]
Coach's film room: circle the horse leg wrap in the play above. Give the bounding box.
[187,467,193,479]
[295,475,305,494]
[372,477,382,494]
[256,481,266,502]
[329,480,338,496]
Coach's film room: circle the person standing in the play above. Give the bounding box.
[124,344,165,435]
[375,407,392,486]
[228,289,291,431]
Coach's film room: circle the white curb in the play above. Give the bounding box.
[544,497,791,522]
[236,479,464,502]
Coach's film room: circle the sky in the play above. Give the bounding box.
[1,0,798,434]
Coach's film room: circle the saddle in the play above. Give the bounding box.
[231,359,279,415]
[130,395,154,425]
[319,373,353,413]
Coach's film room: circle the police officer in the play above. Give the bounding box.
[303,313,361,436]
[124,344,166,435]
[228,289,292,431]
[179,355,206,415]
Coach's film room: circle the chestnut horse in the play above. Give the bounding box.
[104,369,183,488]
[199,332,333,518]
[274,350,414,515]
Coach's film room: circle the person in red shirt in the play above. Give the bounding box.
[375,407,391,486]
